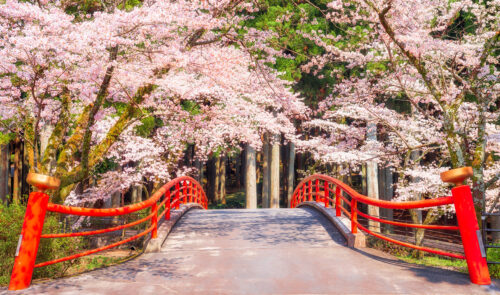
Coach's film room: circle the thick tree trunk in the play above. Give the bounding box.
[361,165,367,196]
[270,134,280,208]
[0,144,9,203]
[287,142,295,208]
[214,156,221,203]
[366,123,380,232]
[379,167,394,233]
[235,154,241,188]
[220,155,226,204]
[262,136,270,208]
[111,191,121,224]
[12,137,21,203]
[207,158,216,204]
[245,145,257,209]
[131,186,140,204]
[194,157,202,182]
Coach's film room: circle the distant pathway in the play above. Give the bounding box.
[3,208,499,294]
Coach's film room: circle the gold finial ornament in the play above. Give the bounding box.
[440,167,473,186]
[26,172,61,192]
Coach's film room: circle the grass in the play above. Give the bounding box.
[396,254,468,273]
[368,236,500,279]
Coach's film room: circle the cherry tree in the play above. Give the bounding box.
[294,0,498,211]
[0,0,306,204]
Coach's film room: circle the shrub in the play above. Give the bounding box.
[0,202,83,286]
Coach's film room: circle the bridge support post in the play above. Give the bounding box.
[9,173,60,291]
[451,185,490,285]
[9,191,49,290]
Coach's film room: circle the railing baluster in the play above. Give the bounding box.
[315,179,320,202]
[151,202,158,238]
[324,181,329,208]
[335,186,341,216]
[183,181,188,204]
[189,181,193,202]
[165,190,171,220]
[350,198,357,234]
[307,180,312,201]
[175,182,180,209]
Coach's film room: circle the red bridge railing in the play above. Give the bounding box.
[291,172,491,285]
[9,176,207,291]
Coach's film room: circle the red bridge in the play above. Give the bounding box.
[5,169,499,294]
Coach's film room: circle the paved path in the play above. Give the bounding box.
[3,208,499,294]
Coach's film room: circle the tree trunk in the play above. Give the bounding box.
[287,142,295,208]
[361,165,367,196]
[379,167,394,233]
[131,186,140,204]
[207,158,216,203]
[0,144,9,203]
[194,157,202,182]
[111,191,121,225]
[270,134,280,208]
[235,154,241,188]
[366,123,380,232]
[245,145,257,209]
[220,155,226,204]
[262,136,270,208]
[12,137,21,203]
[214,156,221,203]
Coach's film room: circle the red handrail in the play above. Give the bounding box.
[9,176,207,291]
[291,174,491,285]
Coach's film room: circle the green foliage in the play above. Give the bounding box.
[208,191,245,209]
[0,202,83,286]
[181,100,202,115]
[85,256,124,271]
[0,131,14,145]
[247,0,337,105]
[135,116,162,137]
[487,244,500,278]
[93,157,119,176]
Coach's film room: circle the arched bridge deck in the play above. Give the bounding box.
[5,207,498,294]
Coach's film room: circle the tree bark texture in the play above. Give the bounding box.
[270,134,280,208]
[287,142,295,208]
[245,145,257,209]
[262,136,270,208]
[0,144,9,203]
[366,123,380,232]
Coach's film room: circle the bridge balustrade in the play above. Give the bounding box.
[8,175,207,291]
[291,170,491,285]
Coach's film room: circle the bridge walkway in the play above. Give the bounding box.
[4,208,498,294]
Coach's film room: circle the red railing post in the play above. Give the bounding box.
[335,186,341,216]
[183,181,188,204]
[151,202,158,239]
[189,181,193,203]
[451,185,491,285]
[307,180,312,201]
[324,181,329,208]
[165,190,171,220]
[350,198,358,233]
[8,191,50,290]
[301,183,306,202]
[315,179,320,202]
[175,182,180,209]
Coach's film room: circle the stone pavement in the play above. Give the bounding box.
[2,208,499,294]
